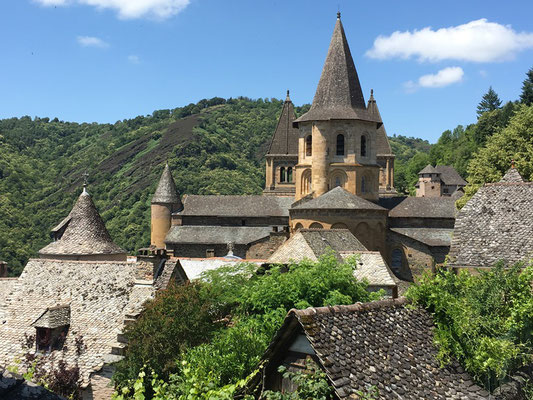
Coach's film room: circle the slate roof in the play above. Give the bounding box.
[434,165,467,186]
[267,91,299,155]
[390,228,454,247]
[294,15,380,125]
[31,305,70,329]
[418,164,437,175]
[0,367,65,399]
[263,298,489,399]
[367,90,393,156]
[0,278,17,323]
[388,197,457,219]
[267,229,367,264]
[39,189,126,257]
[340,252,398,288]
[179,195,293,217]
[290,187,386,211]
[500,167,524,183]
[165,225,272,245]
[448,181,533,268]
[152,162,183,207]
[0,259,153,387]
[175,257,264,281]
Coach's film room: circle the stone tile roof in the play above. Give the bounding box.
[448,181,533,268]
[388,197,457,219]
[367,91,393,156]
[39,190,126,257]
[0,278,17,322]
[0,259,152,387]
[0,367,65,399]
[500,167,524,183]
[266,91,299,155]
[263,298,489,399]
[434,165,467,186]
[175,257,264,281]
[340,252,398,287]
[31,305,70,329]
[165,225,272,245]
[268,229,367,264]
[291,187,386,211]
[390,228,454,247]
[418,164,438,174]
[152,162,183,207]
[179,195,293,217]
[294,15,380,126]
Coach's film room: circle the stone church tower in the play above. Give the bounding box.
[151,163,183,248]
[293,13,382,203]
[264,90,300,196]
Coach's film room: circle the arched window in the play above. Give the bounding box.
[336,134,345,156]
[391,248,403,272]
[361,176,366,193]
[361,135,367,157]
[331,222,348,230]
[302,169,312,195]
[294,223,303,231]
[287,167,293,183]
[280,167,286,183]
[309,222,323,229]
[305,135,312,157]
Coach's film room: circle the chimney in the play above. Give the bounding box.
[136,247,168,281]
[0,261,7,277]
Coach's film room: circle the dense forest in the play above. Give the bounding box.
[0,67,532,275]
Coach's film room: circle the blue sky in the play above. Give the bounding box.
[1,0,532,143]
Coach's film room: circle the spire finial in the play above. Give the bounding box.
[371,89,373,96]
[82,171,89,194]
[337,11,341,20]
[511,159,515,169]
[286,89,291,101]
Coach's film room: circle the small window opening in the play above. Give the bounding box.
[280,167,286,183]
[287,167,293,183]
[206,249,215,258]
[305,135,312,156]
[336,134,345,156]
[361,135,367,157]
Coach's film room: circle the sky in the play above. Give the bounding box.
[0,0,532,143]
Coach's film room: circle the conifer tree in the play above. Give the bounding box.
[520,67,533,106]
[477,86,502,117]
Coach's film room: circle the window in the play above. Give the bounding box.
[302,169,312,195]
[335,177,341,187]
[287,167,293,183]
[36,326,68,352]
[280,167,286,183]
[206,249,215,258]
[361,176,366,193]
[336,134,345,156]
[305,135,312,156]
[309,222,323,229]
[294,223,303,231]
[361,135,367,157]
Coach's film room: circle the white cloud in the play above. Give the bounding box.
[128,55,140,64]
[34,0,190,20]
[77,35,110,48]
[366,19,533,63]
[404,67,464,92]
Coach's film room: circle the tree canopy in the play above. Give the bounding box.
[477,86,502,117]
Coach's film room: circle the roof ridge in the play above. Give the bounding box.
[290,297,409,317]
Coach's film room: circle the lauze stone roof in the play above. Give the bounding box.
[388,197,457,219]
[179,195,293,217]
[165,225,271,245]
[39,189,126,257]
[1,367,65,399]
[267,91,300,155]
[291,187,386,211]
[367,90,393,156]
[263,298,489,399]
[151,162,183,207]
[448,178,533,268]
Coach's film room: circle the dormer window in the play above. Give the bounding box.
[31,305,70,353]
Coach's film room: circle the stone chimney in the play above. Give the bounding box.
[136,247,168,282]
[0,261,7,277]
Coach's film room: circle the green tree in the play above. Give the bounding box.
[520,66,533,106]
[477,86,502,117]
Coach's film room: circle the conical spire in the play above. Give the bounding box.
[367,90,393,155]
[266,90,299,155]
[500,167,524,183]
[294,14,381,125]
[152,162,183,208]
[39,188,126,257]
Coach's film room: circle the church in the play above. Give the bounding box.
[151,12,457,282]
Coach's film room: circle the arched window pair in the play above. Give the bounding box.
[279,167,293,183]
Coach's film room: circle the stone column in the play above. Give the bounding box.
[312,122,329,197]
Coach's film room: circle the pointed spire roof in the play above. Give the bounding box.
[267,90,299,155]
[294,14,381,126]
[367,90,393,155]
[39,189,126,257]
[500,167,524,183]
[152,163,183,208]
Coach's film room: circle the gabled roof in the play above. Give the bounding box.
[500,167,524,183]
[174,258,264,281]
[262,298,489,399]
[152,163,183,207]
[340,252,398,287]
[267,229,367,264]
[266,91,299,155]
[367,90,393,156]
[389,197,457,219]
[31,305,70,329]
[179,195,293,217]
[390,228,454,247]
[434,165,467,186]
[39,189,126,257]
[290,187,386,211]
[418,164,437,174]
[448,181,533,268]
[294,15,380,125]
[165,225,271,245]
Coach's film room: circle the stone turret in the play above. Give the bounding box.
[293,13,382,201]
[39,186,127,261]
[151,163,183,248]
[264,90,300,196]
